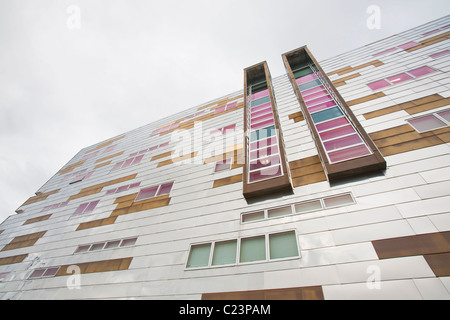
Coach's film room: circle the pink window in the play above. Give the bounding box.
[214,106,226,114]
[250,136,277,150]
[104,145,117,153]
[408,66,436,77]
[319,125,356,141]
[73,203,89,215]
[437,109,450,122]
[249,165,282,182]
[251,118,275,130]
[215,158,231,172]
[149,145,159,151]
[159,142,169,148]
[252,89,269,100]
[250,145,279,161]
[323,134,363,152]
[398,42,420,50]
[135,186,158,201]
[29,269,46,279]
[131,155,144,165]
[249,155,280,171]
[303,89,329,102]
[367,79,391,90]
[226,102,238,110]
[308,100,336,114]
[328,144,371,163]
[305,95,332,107]
[122,158,134,168]
[157,182,174,196]
[250,102,271,113]
[430,50,450,59]
[296,73,318,85]
[422,29,440,37]
[315,117,349,132]
[223,124,236,134]
[301,85,326,97]
[251,106,273,118]
[73,200,99,215]
[386,73,413,84]
[117,185,129,193]
[84,200,100,213]
[112,161,124,171]
[407,114,446,132]
[129,182,141,188]
[106,189,116,195]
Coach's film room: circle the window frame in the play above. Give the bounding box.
[406,108,450,133]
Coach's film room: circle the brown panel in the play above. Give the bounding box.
[288,111,304,123]
[0,254,28,266]
[21,189,60,206]
[1,231,47,251]
[23,214,52,225]
[57,160,86,175]
[213,174,243,188]
[327,60,383,77]
[347,92,386,106]
[157,152,197,167]
[423,253,450,277]
[76,216,118,231]
[94,161,111,169]
[372,231,450,259]
[55,257,133,276]
[68,174,138,201]
[289,156,328,187]
[150,150,175,162]
[94,151,125,164]
[405,31,450,52]
[202,286,324,300]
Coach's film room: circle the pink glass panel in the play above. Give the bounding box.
[122,158,134,168]
[74,203,89,215]
[372,47,397,57]
[105,145,117,152]
[315,117,349,132]
[214,106,226,114]
[251,106,272,118]
[250,102,271,112]
[250,145,279,161]
[328,144,371,163]
[29,269,46,279]
[307,100,337,113]
[249,155,280,171]
[250,136,277,150]
[386,73,413,84]
[437,109,450,122]
[223,124,236,134]
[305,94,332,107]
[215,159,231,172]
[323,134,363,151]
[251,112,274,125]
[136,186,158,201]
[408,114,446,132]
[84,200,99,213]
[252,89,269,100]
[210,129,222,135]
[117,185,129,193]
[249,165,282,182]
[130,152,138,157]
[106,189,116,195]
[398,42,420,50]
[148,146,158,151]
[129,182,141,188]
[112,161,124,171]
[367,79,391,90]
[251,119,275,130]
[226,102,238,110]
[301,85,326,96]
[430,50,450,59]
[303,89,329,102]
[132,155,144,165]
[295,73,318,85]
[138,149,148,154]
[157,182,174,196]
[422,29,440,36]
[319,125,355,141]
[408,66,436,77]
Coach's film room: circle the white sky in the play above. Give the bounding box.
[1,0,449,224]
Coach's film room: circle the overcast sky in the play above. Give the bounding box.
[1,0,449,224]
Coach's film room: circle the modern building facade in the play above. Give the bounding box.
[1,15,449,300]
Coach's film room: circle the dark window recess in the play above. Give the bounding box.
[282,46,386,181]
[243,61,292,199]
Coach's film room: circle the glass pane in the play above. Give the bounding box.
[311,107,343,124]
[293,67,313,78]
[267,205,292,218]
[298,79,322,92]
[323,134,363,151]
[249,155,280,171]
[90,243,105,251]
[430,50,450,59]
[43,267,59,277]
[328,144,371,163]
[251,112,274,125]
[136,186,158,201]
[212,240,237,266]
[296,73,318,85]
[250,136,277,150]
[249,145,279,161]
[303,89,329,102]
[75,245,91,253]
[240,236,266,263]
[408,115,446,132]
[29,269,46,279]
[295,200,322,213]
[129,182,141,188]
[121,238,137,247]
[367,79,391,90]
[252,89,269,100]
[408,66,436,77]
[73,203,89,215]
[398,41,420,50]
[387,73,413,84]
[372,47,397,57]
[319,125,355,141]
[251,118,275,130]
[242,211,265,223]
[250,125,276,142]
[157,182,174,196]
[269,231,299,260]
[84,200,99,213]
[301,85,325,96]
[187,243,211,268]
[323,194,354,208]
[315,117,349,132]
[105,240,121,249]
[131,155,144,165]
[307,100,337,113]
[215,159,231,172]
[249,165,282,182]
[437,109,450,122]
[251,95,271,108]
[305,94,332,107]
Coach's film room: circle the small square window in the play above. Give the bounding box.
[136,186,158,201]
[105,240,121,249]
[187,243,211,268]
[157,182,174,196]
[407,114,447,133]
[408,66,436,78]
[214,158,231,172]
[121,238,137,247]
[367,79,391,90]
[212,240,237,266]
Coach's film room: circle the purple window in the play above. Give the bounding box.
[157,182,174,196]
[106,189,116,195]
[117,185,129,193]
[29,269,46,279]
[75,245,90,253]
[398,42,420,50]
[84,200,99,213]
[315,117,349,132]
[73,203,89,215]
[214,106,226,114]
[223,124,236,134]
[131,155,144,165]
[319,125,356,141]
[121,238,137,247]
[372,47,397,57]
[226,102,238,110]
[408,114,446,132]
[135,186,158,201]
[43,267,59,277]
[129,182,141,188]
[252,89,269,100]
[430,50,450,59]
[112,161,124,171]
[296,73,318,85]
[386,73,413,84]
[301,85,326,97]
[249,165,282,182]
[367,79,391,90]
[328,144,371,163]
[408,66,436,77]
[214,158,231,172]
[307,101,337,114]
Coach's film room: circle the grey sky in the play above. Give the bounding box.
[1,0,449,224]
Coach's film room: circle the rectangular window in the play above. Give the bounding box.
[73,200,99,215]
[135,181,174,201]
[283,46,385,181]
[74,237,138,254]
[111,155,144,171]
[367,65,436,91]
[186,243,211,268]
[214,158,232,172]
[243,61,292,198]
[240,236,266,263]
[407,108,450,133]
[269,231,299,260]
[212,240,237,266]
